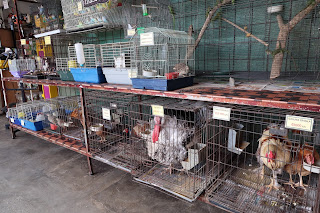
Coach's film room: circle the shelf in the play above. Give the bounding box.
[34,29,66,38]
[2,77,320,112]
[10,124,90,157]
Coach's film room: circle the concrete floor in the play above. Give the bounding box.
[0,116,225,213]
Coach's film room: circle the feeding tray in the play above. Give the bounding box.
[90,124,104,132]
[46,74,61,80]
[181,143,206,171]
[23,73,47,79]
[303,159,320,174]
[228,123,250,155]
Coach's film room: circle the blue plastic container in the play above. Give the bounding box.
[10,117,21,126]
[70,67,107,83]
[131,76,194,91]
[19,119,43,131]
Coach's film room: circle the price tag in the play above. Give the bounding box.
[21,120,25,126]
[127,29,136,37]
[44,36,51,45]
[102,108,111,120]
[285,115,314,132]
[110,103,117,108]
[140,32,154,46]
[152,105,164,117]
[78,2,83,11]
[212,106,231,121]
[20,39,27,45]
[10,118,14,123]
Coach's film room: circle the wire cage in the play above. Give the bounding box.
[8,59,37,78]
[100,41,134,67]
[129,97,208,201]
[60,0,123,32]
[121,0,173,38]
[130,27,195,78]
[83,90,142,172]
[206,103,320,212]
[30,0,64,34]
[68,44,100,68]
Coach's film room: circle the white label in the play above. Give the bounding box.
[285,115,314,132]
[10,118,14,123]
[212,106,231,121]
[140,32,154,46]
[127,29,136,37]
[151,105,164,117]
[20,39,26,45]
[128,69,137,78]
[110,103,117,108]
[102,108,111,120]
[3,0,9,9]
[44,36,51,45]
[77,2,83,11]
[21,120,25,126]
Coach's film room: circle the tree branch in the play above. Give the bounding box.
[276,14,285,29]
[287,0,320,31]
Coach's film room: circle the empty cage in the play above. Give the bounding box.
[83,90,142,172]
[206,104,320,212]
[129,97,209,201]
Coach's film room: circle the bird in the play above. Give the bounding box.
[256,127,292,192]
[284,144,320,190]
[141,115,188,174]
[47,114,57,125]
[173,63,190,77]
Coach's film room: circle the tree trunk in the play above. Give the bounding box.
[270,29,289,79]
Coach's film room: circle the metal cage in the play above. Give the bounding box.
[131,27,195,78]
[84,90,142,172]
[42,96,83,140]
[129,97,208,201]
[100,41,134,67]
[68,44,100,68]
[206,103,320,212]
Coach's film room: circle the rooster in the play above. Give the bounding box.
[256,128,292,192]
[284,144,319,190]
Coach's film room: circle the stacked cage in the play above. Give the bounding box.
[8,59,36,78]
[42,96,83,140]
[100,41,135,84]
[84,90,142,172]
[131,27,195,77]
[7,101,45,131]
[129,97,208,201]
[206,104,320,212]
[60,0,123,32]
[121,0,173,37]
[30,0,64,34]
[68,44,100,68]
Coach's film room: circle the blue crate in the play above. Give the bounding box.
[70,67,107,83]
[131,76,194,91]
[19,119,43,131]
[9,117,21,126]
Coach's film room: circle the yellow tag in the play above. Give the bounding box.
[152,105,164,117]
[20,39,26,45]
[127,29,136,37]
[212,106,231,121]
[285,115,314,132]
[8,60,11,65]
[77,2,83,11]
[44,36,51,45]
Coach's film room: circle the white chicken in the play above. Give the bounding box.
[141,115,189,174]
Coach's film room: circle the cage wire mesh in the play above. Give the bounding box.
[131,27,195,77]
[42,96,84,140]
[8,59,37,77]
[206,103,320,212]
[60,0,124,32]
[7,101,45,124]
[84,90,143,172]
[68,44,101,68]
[100,41,134,67]
[121,0,174,37]
[129,97,208,201]
[170,0,320,80]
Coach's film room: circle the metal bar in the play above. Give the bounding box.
[80,88,94,175]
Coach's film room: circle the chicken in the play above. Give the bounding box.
[284,144,319,190]
[70,108,84,127]
[141,115,188,174]
[256,128,292,192]
[132,122,150,138]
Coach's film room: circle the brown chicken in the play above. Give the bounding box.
[256,128,292,192]
[284,144,319,190]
